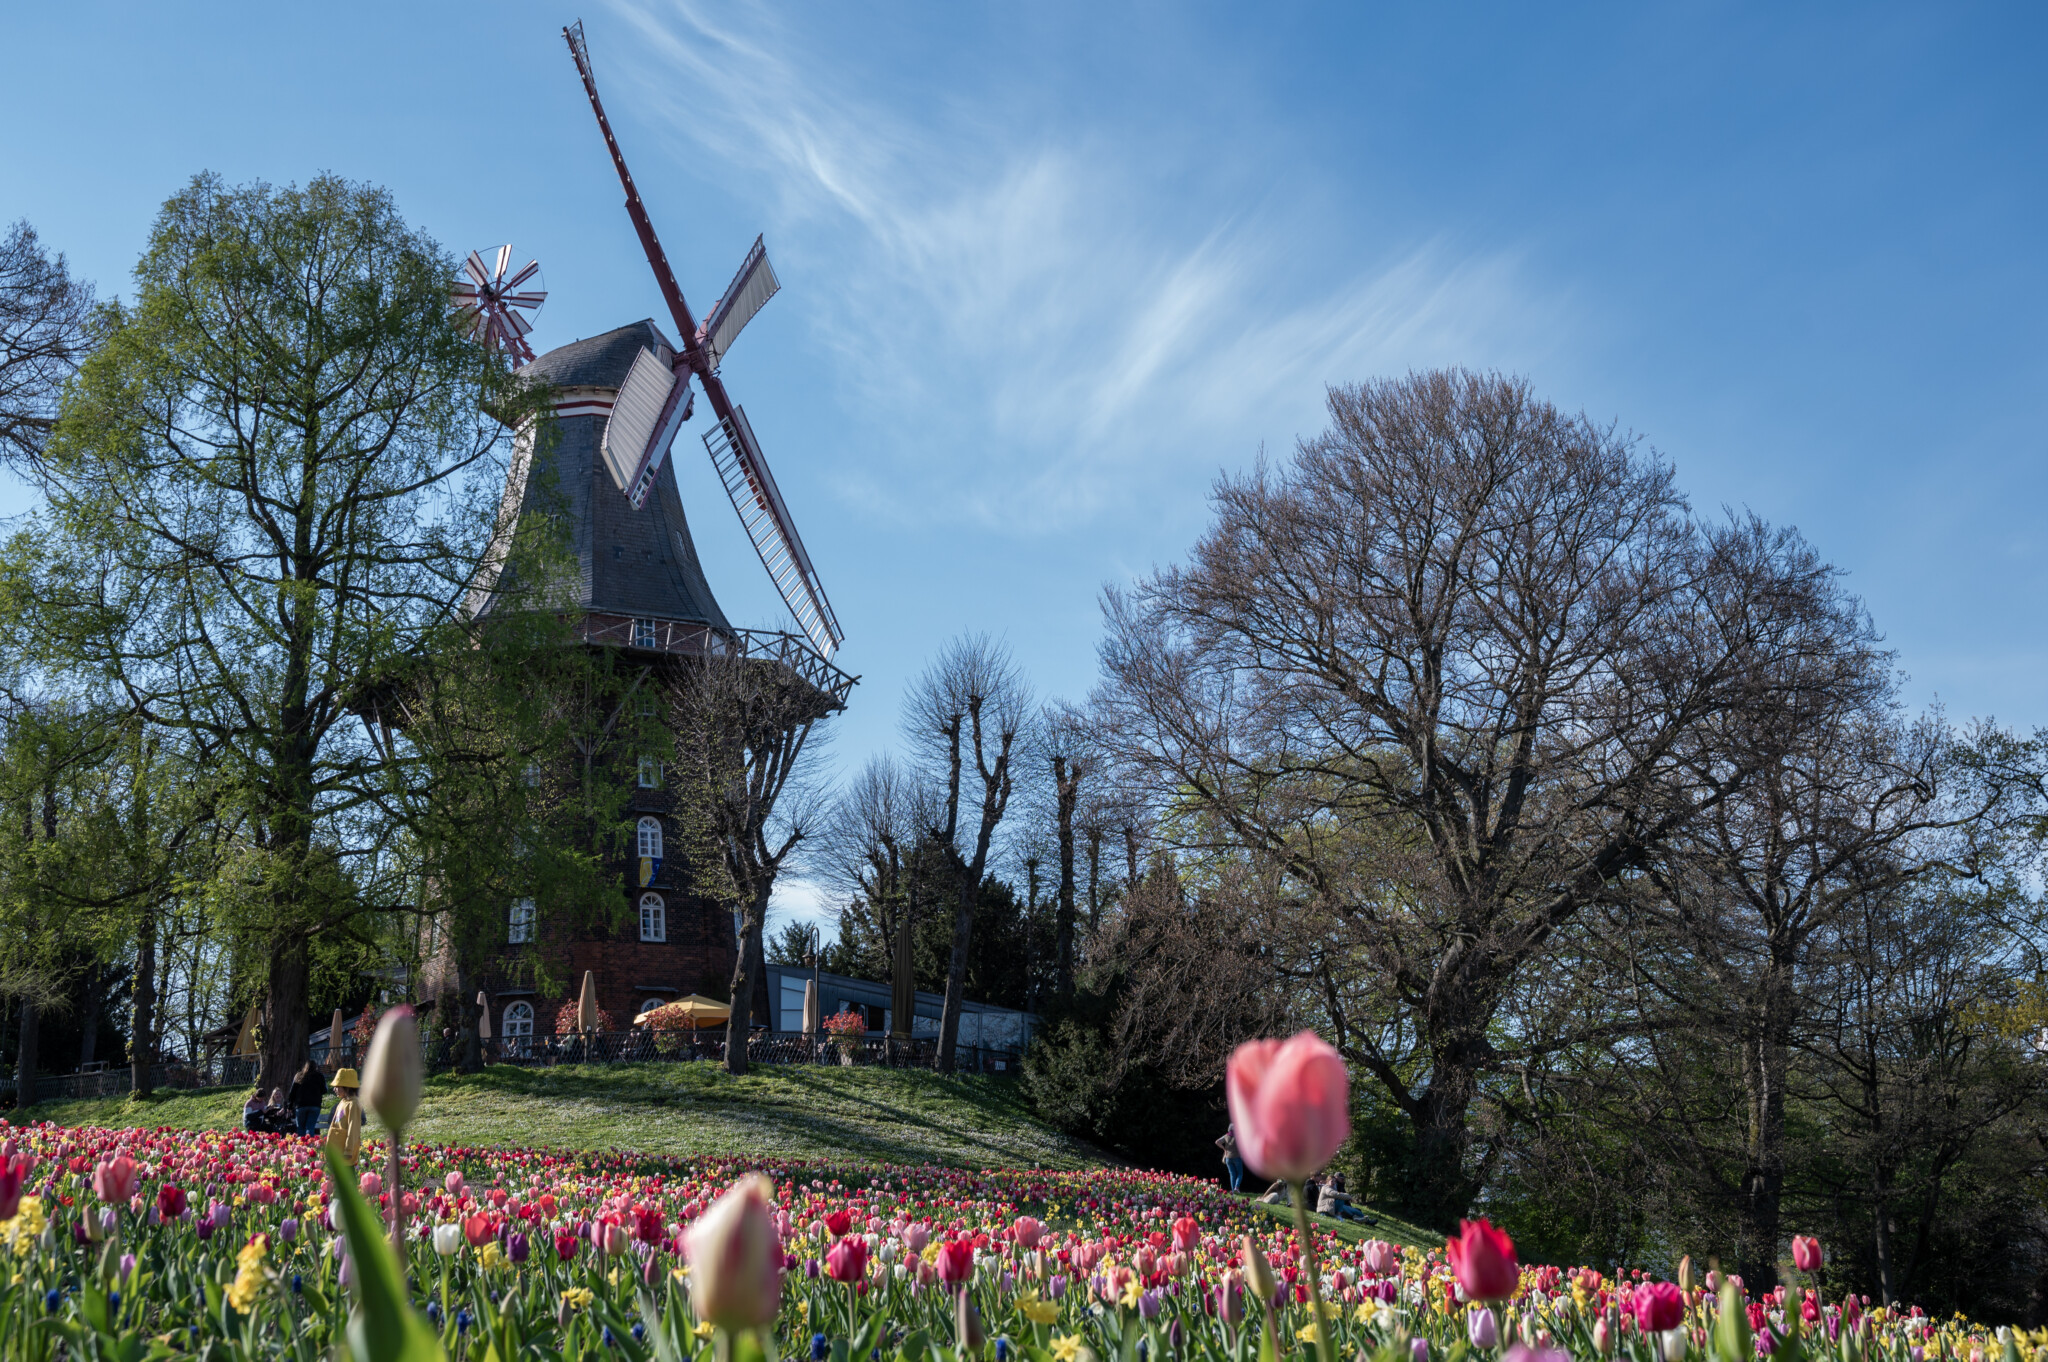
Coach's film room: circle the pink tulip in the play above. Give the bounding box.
[1362,1239,1399,1277]
[1791,1236,1823,1273]
[1635,1281,1683,1332]
[1225,1032,1350,1182]
[445,1171,465,1195]
[361,1005,422,1131]
[684,1174,784,1330]
[1446,1219,1519,1303]
[903,1222,930,1253]
[1013,1215,1044,1249]
[92,1151,139,1205]
[825,1234,869,1283]
[1171,1215,1201,1251]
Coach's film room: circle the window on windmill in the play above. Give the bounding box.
[640,893,667,943]
[638,756,661,788]
[632,618,657,648]
[636,690,656,718]
[508,898,536,945]
[637,816,663,860]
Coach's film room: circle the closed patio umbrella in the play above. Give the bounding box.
[802,979,820,1036]
[577,970,600,1033]
[327,1008,346,1068]
[232,1006,261,1057]
[476,991,491,1040]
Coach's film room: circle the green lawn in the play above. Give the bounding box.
[1249,1196,1440,1251]
[17,1063,1107,1171]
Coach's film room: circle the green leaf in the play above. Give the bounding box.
[322,1143,446,1362]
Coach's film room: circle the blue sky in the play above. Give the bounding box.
[6,3,2045,922]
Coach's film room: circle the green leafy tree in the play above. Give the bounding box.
[14,173,545,1091]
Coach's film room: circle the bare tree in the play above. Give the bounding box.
[0,220,95,471]
[669,650,840,1075]
[903,635,1031,1072]
[1089,369,1874,1221]
[1042,707,1096,998]
[818,755,933,982]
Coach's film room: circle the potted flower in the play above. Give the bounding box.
[822,1008,867,1064]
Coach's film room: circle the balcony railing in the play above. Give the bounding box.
[575,615,857,708]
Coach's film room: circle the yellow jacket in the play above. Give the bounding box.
[327,1097,363,1166]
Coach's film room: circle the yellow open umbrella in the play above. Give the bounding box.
[577,970,600,1033]
[633,994,731,1029]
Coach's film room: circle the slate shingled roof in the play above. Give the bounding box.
[468,321,731,632]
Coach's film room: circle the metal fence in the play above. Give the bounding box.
[0,1056,257,1107]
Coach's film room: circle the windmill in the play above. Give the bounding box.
[451,246,547,365]
[562,20,844,661]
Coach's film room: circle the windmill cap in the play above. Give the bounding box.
[333,1068,360,1088]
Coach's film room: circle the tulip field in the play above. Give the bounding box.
[0,1119,2036,1362]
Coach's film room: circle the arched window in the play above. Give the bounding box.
[507,898,535,944]
[638,997,666,1016]
[639,893,667,943]
[637,817,662,859]
[502,1002,534,1039]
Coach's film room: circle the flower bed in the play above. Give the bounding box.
[0,1120,2027,1362]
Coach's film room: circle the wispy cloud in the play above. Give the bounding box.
[605,0,1563,533]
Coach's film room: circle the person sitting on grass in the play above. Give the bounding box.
[242,1087,275,1133]
[1316,1172,1368,1222]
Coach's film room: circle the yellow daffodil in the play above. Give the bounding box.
[1299,1324,1320,1345]
[1021,1293,1060,1325]
[477,1241,504,1271]
[226,1235,269,1313]
[695,1321,716,1340]
[1051,1335,1084,1362]
[561,1287,594,1311]
[1121,1278,1145,1310]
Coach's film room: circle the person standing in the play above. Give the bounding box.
[1216,1122,1246,1192]
[288,1060,328,1137]
[326,1067,363,1167]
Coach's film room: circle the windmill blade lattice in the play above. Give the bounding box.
[451,245,546,365]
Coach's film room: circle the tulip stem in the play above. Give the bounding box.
[1288,1182,1334,1362]
[387,1128,406,1265]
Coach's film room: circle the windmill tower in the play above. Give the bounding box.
[452,23,855,1044]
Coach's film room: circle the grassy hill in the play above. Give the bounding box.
[16,1063,1104,1171]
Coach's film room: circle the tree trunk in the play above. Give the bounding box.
[259,933,311,1096]
[1085,828,1102,933]
[1405,1020,1486,1225]
[132,901,157,1096]
[1737,968,1793,1291]
[1052,760,1080,999]
[13,1001,38,1112]
[77,964,101,1069]
[935,879,976,1074]
[723,886,771,1075]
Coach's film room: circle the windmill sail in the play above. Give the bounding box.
[601,346,675,496]
[698,236,779,370]
[704,407,843,658]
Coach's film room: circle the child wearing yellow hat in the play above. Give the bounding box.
[327,1067,363,1166]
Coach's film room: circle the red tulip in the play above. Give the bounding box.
[1635,1281,1683,1332]
[825,1234,869,1283]
[1172,1215,1201,1251]
[824,1208,853,1239]
[1792,1237,1823,1273]
[1224,1032,1350,1182]
[1446,1219,1519,1303]
[554,1228,580,1262]
[0,1153,33,1220]
[465,1212,494,1247]
[938,1238,975,1285]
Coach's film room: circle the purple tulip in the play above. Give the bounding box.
[1413,1341,1430,1362]
[279,1217,299,1243]
[508,1231,529,1264]
[119,1253,136,1280]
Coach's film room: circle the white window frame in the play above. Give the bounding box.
[508,898,536,944]
[639,997,666,1017]
[502,1001,534,1039]
[639,893,667,943]
[637,816,663,859]
[632,618,658,649]
[637,756,661,788]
